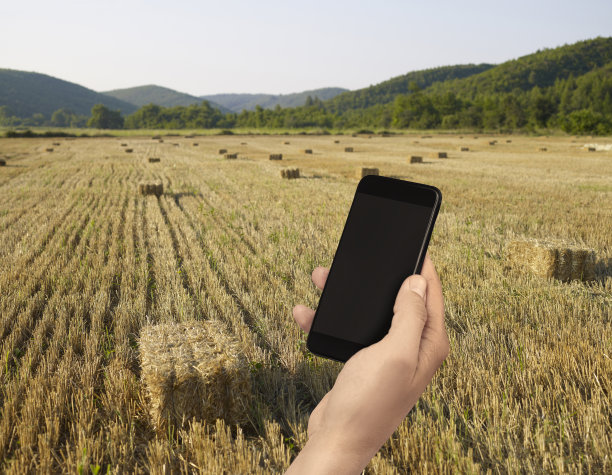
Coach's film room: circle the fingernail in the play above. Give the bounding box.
[408,275,426,299]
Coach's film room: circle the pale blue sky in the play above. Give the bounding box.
[1,0,610,95]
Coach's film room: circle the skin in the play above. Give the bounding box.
[286,255,450,474]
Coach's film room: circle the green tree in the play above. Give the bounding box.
[87,104,124,129]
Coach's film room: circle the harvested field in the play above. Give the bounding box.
[0,133,609,473]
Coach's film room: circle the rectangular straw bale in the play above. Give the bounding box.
[506,239,596,282]
[489,141,496,146]
[218,149,227,154]
[46,148,54,152]
[506,139,512,143]
[121,143,128,147]
[269,154,283,160]
[304,149,313,154]
[192,143,199,146]
[437,152,448,158]
[357,167,379,178]
[460,147,469,152]
[539,147,547,152]
[125,148,133,153]
[224,153,238,159]
[334,140,340,144]
[138,182,164,197]
[139,321,251,434]
[344,147,354,152]
[0,158,6,166]
[280,168,300,179]
[587,147,596,152]
[148,157,161,163]
[410,156,423,163]
[52,142,61,146]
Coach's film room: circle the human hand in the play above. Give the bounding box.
[286,255,449,474]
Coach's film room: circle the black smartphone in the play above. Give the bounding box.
[306,175,441,362]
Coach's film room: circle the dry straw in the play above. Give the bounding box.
[280,168,300,179]
[138,182,164,197]
[148,157,161,163]
[438,152,448,159]
[357,167,379,178]
[139,321,251,433]
[344,147,354,153]
[410,156,423,164]
[506,239,596,282]
[269,154,283,160]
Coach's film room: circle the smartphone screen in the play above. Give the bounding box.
[307,175,441,362]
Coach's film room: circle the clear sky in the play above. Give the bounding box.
[1,0,610,96]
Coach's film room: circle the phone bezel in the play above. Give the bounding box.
[306,175,442,363]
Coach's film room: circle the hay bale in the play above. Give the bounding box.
[489,141,496,146]
[173,143,179,147]
[152,135,161,140]
[125,148,134,153]
[460,147,469,152]
[185,135,194,139]
[121,143,128,147]
[410,156,423,164]
[192,143,199,146]
[344,147,354,153]
[587,147,596,152]
[52,142,61,146]
[148,157,161,163]
[304,149,313,154]
[280,168,300,179]
[506,239,596,282]
[158,139,164,143]
[139,321,251,433]
[138,182,164,197]
[506,139,512,143]
[334,140,340,144]
[539,147,547,152]
[0,158,6,166]
[421,135,432,139]
[224,153,238,159]
[269,154,283,160]
[437,152,448,159]
[356,167,379,178]
[218,149,227,154]
[283,141,290,145]
[241,142,247,145]
[46,148,54,152]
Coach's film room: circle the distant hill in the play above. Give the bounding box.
[324,64,494,113]
[0,69,137,118]
[102,85,231,113]
[423,36,612,98]
[201,87,348,112]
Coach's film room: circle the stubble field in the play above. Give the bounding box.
[0,133,610,473]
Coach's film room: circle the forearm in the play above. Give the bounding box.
[286,433,376,475]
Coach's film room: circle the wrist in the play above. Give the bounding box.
[286,430,376,475]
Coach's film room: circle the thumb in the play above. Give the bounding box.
[383,274,429,358]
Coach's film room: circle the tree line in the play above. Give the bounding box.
[2,68,611,135]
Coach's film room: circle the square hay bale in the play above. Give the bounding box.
[158,139,164,143]
[0,158,6,166]
[506,139,512,143]
[224,153,238,159]
[269,154,283,160]
[280,168,300,179]
[185,135,194,139]
[357,167,379,178]
[192,143,199,146]
[410,156,423,164]
[421,135,432,139]
[241,142,247,145]
[489,141,496,146]
[304,149,313,154]
[460,147,469,152]
[539,147,547,152]
[139,321,251,433]
[125,148,134,153]
[437,152,448,158]
[52,142,61,146]
[506,239,596,282]
[152,135,161,140]
[138,182,164,197]
[283,141,290,145]
[344,147,354,153]
[173,143,179,147]
[587,147,596,152]
[46,148,54,152]
[334,140,340,144]
[218,149,227,154]
[121,143,128,147]
[148,157,161,163]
